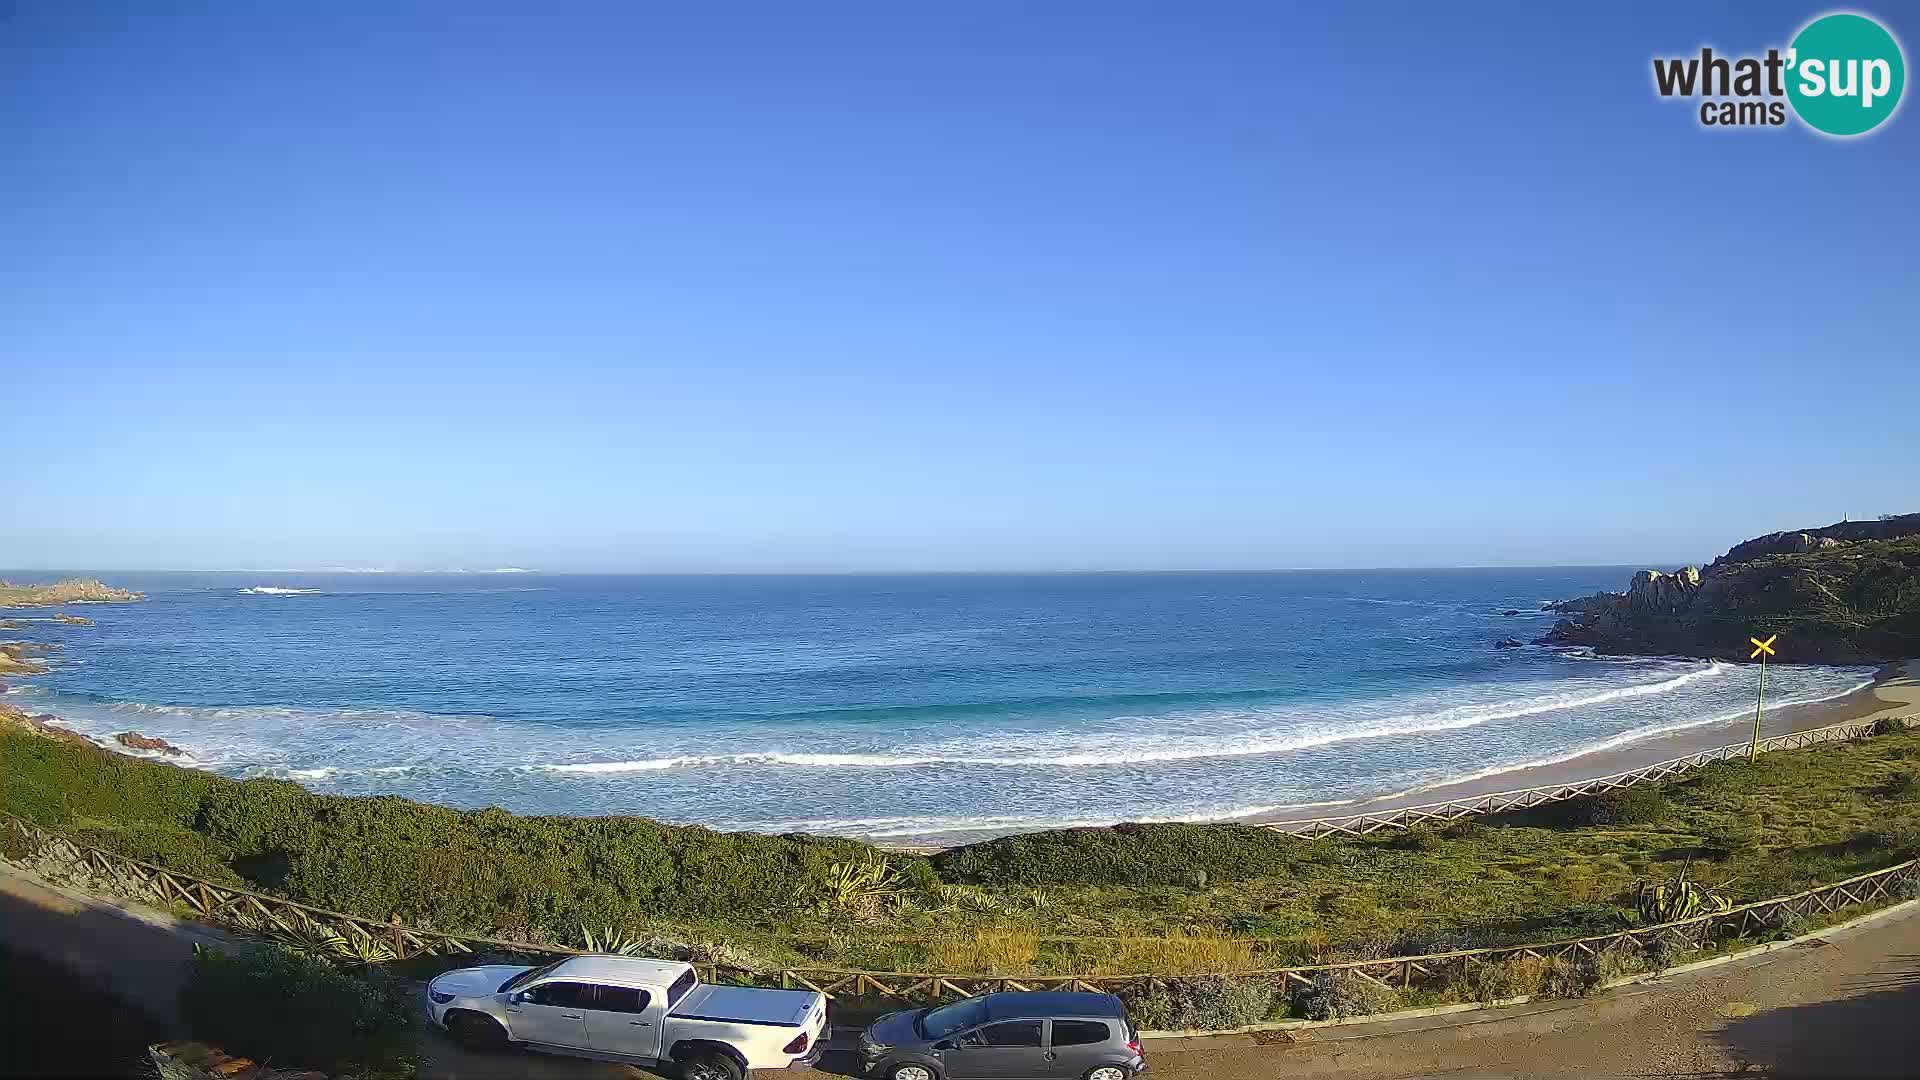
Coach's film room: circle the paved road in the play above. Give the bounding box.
[5,863,1915,1079]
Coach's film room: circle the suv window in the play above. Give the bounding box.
[1052,1019,1111,1046]
[525,981,594,1009]
[973,1021,1043,1047]
[666,968,698,1008]
[594,985,651,1014]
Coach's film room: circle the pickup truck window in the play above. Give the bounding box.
[499,960,566,994]
[666,968,698,1009]
[594,985,652,1014]
[525,981,595,1009]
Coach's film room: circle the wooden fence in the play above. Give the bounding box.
[5,811,1918,1007]
[1261,713,1915,837]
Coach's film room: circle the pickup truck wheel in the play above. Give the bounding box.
[449,1013,510,1052]
[682,1050,746,1080]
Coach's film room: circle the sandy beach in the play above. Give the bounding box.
[1256,659,1920,826]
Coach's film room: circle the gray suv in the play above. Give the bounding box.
[858,991,1146,1080]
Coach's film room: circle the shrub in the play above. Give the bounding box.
[1540,956,1618,998]
[0,729,938,942]
[181,946,417,1079]
[1288,971,1390,1021]
[1552,786,1669,828]
[1385,828,1443,852]
[932,823,1312,887]
[1461,955,1549,1001]
[1121,975,1277,1031]
[1878,770,1919,799]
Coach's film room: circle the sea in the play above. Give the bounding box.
[1,570,1875,846]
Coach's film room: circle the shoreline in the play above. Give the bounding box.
[1243,658,1919,828]
[8,591,1914,847]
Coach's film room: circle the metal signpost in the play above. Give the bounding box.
[1748,634,1778,762]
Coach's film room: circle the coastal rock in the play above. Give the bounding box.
[52,613,94,626]
[1494,637,1524,649]
[1541,514,1920,663]
[1707,514,1920,574]
[0,619,22,630]
[115,730,185,756]
[0,704,94,748]
[1501,609,1522,617]
[0,578,143,607]
[1625,566,1702,616]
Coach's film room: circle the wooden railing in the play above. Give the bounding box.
[5,808,1917,1008]
[1261,714,1915,837]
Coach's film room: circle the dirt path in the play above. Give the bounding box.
[6,861,1916,1079]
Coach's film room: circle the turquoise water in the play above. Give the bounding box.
[3,570,1871,844]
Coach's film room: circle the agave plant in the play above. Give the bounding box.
[1633,869,1733,925]
[581,924,652,955]
[262,914,402,967]
[816,859,908,917]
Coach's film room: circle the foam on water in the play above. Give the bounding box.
[6,569,1886,842]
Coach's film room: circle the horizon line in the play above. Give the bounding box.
[2,562,1687,577]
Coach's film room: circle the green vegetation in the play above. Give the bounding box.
[0,578,142,607]
[5,713,1920,984]
[182,945,418,1079]
[1546,517,1920,662]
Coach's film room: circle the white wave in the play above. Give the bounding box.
[540,758,709,774]
[736,803,1287,840]
[242,586,322,595]
[1369,674,1878,804]
[523,665,1735,775]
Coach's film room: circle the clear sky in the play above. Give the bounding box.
[3,3,1914,572]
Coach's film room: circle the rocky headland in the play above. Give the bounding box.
[1540,514,1920,663]
[0,578,143,607]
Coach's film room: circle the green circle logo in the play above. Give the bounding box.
[1787,13,1906,136]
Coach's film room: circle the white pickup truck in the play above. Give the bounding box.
[425,954,827,1079]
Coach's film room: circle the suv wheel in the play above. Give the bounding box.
[890,1065,938,1080]
[683,1050,746,1080]
[449,1013,510,1051]
[1086,1068,1130,1080]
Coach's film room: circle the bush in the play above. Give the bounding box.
[1385,828,1443,852]
[933,823,1312,887]
[1120,975,1277,1031]
[1,729,940,941]
[1878,770,1919,799]
[181,946,418,1079]
[1461,955,1549,1001]
[1288,971,1391,1021]
[1544,786,1669,828]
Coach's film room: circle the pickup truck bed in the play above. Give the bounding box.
[670,984,820,1028]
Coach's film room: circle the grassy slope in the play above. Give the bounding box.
[7,718,1920,975]
[1686,536,1920,661]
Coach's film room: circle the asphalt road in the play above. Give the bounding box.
[5,863,1916,1080]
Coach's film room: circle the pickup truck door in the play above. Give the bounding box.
[504,980,593,1048]
[942,1020,1047,1079]
[579,984,662,1059]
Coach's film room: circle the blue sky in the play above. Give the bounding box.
[3,3,1914,572]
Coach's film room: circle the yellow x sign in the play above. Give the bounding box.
[1749,634,1778,659]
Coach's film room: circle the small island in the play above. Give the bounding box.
[0,578,144,607]
[1541,513,1920,663]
